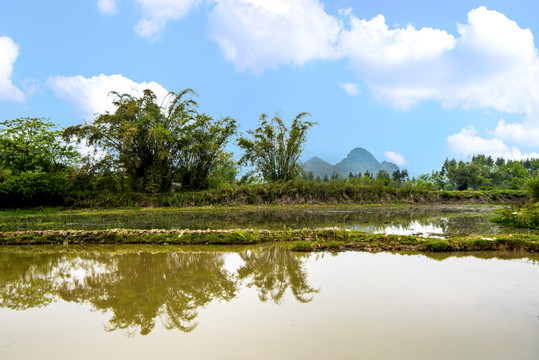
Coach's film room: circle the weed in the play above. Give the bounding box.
[292,240,312,251]
[423,240,453,252]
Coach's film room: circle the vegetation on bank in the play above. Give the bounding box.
[1,228,538,253]
[492,176,539,229]
[417,154,539,191]
[0,203,500,233]
[57,182,526,208]
[2,87,539,210]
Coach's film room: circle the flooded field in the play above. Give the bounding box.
[1,204,535,238]
[1,246,538,359]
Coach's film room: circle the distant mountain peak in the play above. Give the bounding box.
[303,147,399,178]
[347,147,371,157]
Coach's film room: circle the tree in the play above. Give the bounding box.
[0,118,78,173]
[207,152,239,187]
[331,171,342,181]
[237,112,316,182]
[0,118,79,205]
[392,169,409,185]
[375,169,390,186]
[63,89,237,192]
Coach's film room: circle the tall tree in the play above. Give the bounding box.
[63,89,237,191]
[237,112,316,182]
[0,118,79,205]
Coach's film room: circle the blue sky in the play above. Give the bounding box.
[2,0,539,175]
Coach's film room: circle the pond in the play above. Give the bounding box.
[1,245,538,359]
[2,204,536,238]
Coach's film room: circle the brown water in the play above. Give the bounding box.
[1,246,538,359]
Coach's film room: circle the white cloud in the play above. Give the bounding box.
[208,0,341,73]
[339,82,360,96]
[207,4,539,116]
[340,14,456,66]
[90,2,539,156]
[446,126,539,160]
[0,36,25,102]
[48,74,169,120]
[447,126,508,156]
[384,151,407,166]
[492,119,539,147]
[98,0,118,14]
[339,6,539,112]
[97,0,201,39]
[133,0,202,39]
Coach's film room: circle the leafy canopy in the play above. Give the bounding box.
[0,118,79,204]
[63,89,237,192]
[237,112,316,182]
[0,117,78,173]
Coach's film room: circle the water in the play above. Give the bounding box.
[1,246,538,359]
[2,205,535,238]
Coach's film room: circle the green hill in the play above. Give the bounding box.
[303,156,334,178]
[304,147,399,178]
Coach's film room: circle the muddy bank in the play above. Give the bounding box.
[1,228,538,253]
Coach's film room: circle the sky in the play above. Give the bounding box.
[2,0,539,175]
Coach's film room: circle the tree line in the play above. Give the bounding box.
[1,87,537,207]
[416,155,539,191]
[0,88,315,206]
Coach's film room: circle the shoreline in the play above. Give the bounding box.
[1,228,537,253]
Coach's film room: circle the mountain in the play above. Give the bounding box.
[332,147,382,176]
[380,161,399,174]
[303,147,399,178]
[303,156,333,178]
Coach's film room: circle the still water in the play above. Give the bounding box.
[1,246,538,359]
[4,205,536,238]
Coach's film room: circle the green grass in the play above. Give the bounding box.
[492,202,539,229]
[1,203,498,232]
[3,228,537,253]
[2,181,525,210]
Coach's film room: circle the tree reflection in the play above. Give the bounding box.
[0,252,69,310]
[0,246,318,336]
[57,252,237,335]
[238,246,319,303]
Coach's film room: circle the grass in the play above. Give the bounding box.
[0,203,498,232]
[6,181,525,209]
[492,202,539,229]
[2,228,538,253]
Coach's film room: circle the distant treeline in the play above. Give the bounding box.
[0,88,536,208]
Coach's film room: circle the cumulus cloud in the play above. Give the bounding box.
[92,1,539,158]
[209,4,539,115]
[338,6,539,112]
[208,0,341,73]
[447,126,508,156]
[384,151,407,167]
[97,0,201,39]
[133,0,202,39]
[339,82,360,96]
[446,126,539,160]
[98,0,118,14]
[0,36,25,102]
[48,74,169,120]
[492,119,539,147]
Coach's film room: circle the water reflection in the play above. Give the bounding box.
[0,247,316,336]
[6,205,538,238]
[57,252,237,335]
[0,252,69,310]
[238,247,319,303]
[2,205,505,233]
